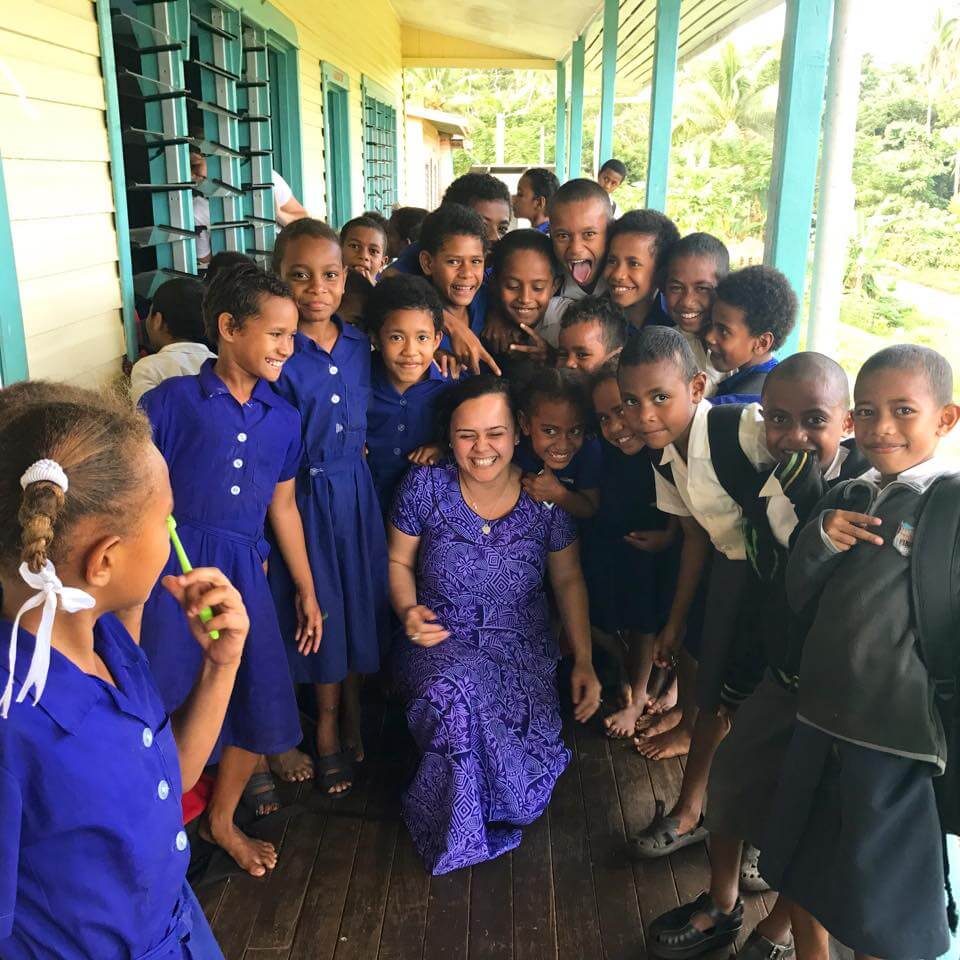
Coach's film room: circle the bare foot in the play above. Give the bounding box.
[633,723,692,761]
[202,817,278,877]
[268,747,314,783]
[635,704,682,738]
[646,676,678,715]
[604,702,645,738]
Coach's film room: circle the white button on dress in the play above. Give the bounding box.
[175,830,189,852]
[142,728,153,748]
[237,432,247,442]
[233,458,243,468]
[230,485,240,496]
[158,780,170,800]
[329,365,339,375]
[331,394,341,404]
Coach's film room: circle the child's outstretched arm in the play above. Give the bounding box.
[653,516,710,667]
[165,567,249,790]
[521,468,599,519]
[268,479,323,654]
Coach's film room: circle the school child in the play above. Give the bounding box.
[205,251,255,286]
[557,295,629,373]
[130,277,214,403]
[706,265,797,405]
[617,327,775,852]
[0,383,248,958]
[366,274,457,515]
[646,353,867,960]
[758,345,959,960]
[340,214,389,284]
[270,217,389,799]
[661,233,730,396]
[139,263,320,875]
[515,366,602,519]
[597,157,627,217]
[586,363,679,738]
[387,206,428,261]
[604,209,680,333]
[512,167,559,233]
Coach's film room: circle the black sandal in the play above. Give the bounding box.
[648,891,743,959]
[316,752,353,798]
[240,771,282,818]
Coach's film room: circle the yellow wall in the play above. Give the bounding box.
[270,0,404,219]
[0,0,126,387]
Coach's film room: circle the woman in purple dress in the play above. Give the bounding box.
[388,376,602,875]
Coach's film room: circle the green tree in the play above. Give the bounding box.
[921,6,960,133]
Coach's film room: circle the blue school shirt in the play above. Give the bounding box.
[535,220,550,234]
[273,321,372,464]
[367,354,455,514]
[513,435,603,491]
[710,357,779,406]
[0,614,192,958]
[141,360,303,556]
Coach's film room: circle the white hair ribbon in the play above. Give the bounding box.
[20,459,69,493]
[1,565,96,719]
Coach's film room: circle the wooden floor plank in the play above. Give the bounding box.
[573,720,644,960]
[610,740,680,937]
[196,877,228,926]
[468,850,513,959]
[378,827,432,960]
[512,811,556,960]
[422,866,471,960]
[550,716,603,958]
[244,949,290,960]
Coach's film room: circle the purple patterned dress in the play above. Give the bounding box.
[390,462,576,875]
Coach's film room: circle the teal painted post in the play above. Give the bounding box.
[764,0,833,356]
[645,0,681,211]
[0,156,28,383]
[95,0,138,362]
[598,0,619,167]
[569,37,585,179]
[555,59,567,182]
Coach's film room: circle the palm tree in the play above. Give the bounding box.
[674,43,779,146]
[922,7,960,134]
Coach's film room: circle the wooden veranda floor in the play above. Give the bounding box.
[193,692,846,960]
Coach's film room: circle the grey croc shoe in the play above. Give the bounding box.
[740,844,771,893]
[734,930,796,960]
[627,800,708,860]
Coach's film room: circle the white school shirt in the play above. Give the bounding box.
[680,329,729,398]
[193,195,211,260]
[540,272,611,347]
[130,342,217,403]
[653,400,773,560]
[272,169,293,211]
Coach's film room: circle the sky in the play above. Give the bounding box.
[731,0,957,67]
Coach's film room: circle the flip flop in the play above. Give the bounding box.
[627,800,708,860]
[240,771,282,818]
[316,751,353,798]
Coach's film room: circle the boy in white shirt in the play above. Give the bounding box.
[130,278,214,403]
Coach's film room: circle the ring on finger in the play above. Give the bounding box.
[410,632,420,641]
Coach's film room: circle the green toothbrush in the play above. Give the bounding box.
[167,515,220,639]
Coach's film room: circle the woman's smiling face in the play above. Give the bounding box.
[450,393,517,484]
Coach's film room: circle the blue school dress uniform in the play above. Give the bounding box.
[367,353,456,515]
[270,323,388,683]
[513,434,603,493]
[139,361,302,759]
[535,220,550,234]
[0,615,223,959]
[710,357,778,405]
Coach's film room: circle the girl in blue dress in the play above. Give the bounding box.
[140,263,322,876]
[270,219,390,797]
[0,382,248,959]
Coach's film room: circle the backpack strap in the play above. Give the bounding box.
[913,474,960,698]
[706,404,768,513]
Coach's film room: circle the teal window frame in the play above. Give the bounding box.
[321,61,352,230]
[361,75,398,215]
[0,154,28,383]
[266,39,304,200]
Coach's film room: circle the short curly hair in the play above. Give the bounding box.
[365,274,444,334]
[521,167,560,202]
[857,344,954,406]
[443,172,511,208]
[714,265,797,350]
[607,209,681,277]
[516,365,593,424]
[560,296,628,353]
[418,203,487,256]
[204,261,293,344]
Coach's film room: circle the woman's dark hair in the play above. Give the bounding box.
[389,206,428,244]
[667,232,730,280]
[516,366,592,423]
[418,204,487,256]
[272,217,340,273]
[204,261,293,344]
[437,375,517,442]
[443,172,511,208]
[619,325,699,382]
[560,296,629,353]
[489,228,561,279]
[715,265,797,351]
[340,214,388,251]
[521,168,560,202]
[599,158,627,179]
[149,277,206,343]
[0,385,153,576]
[204,251,255,286]
[365,274,444,334]
[607,209,681,277]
